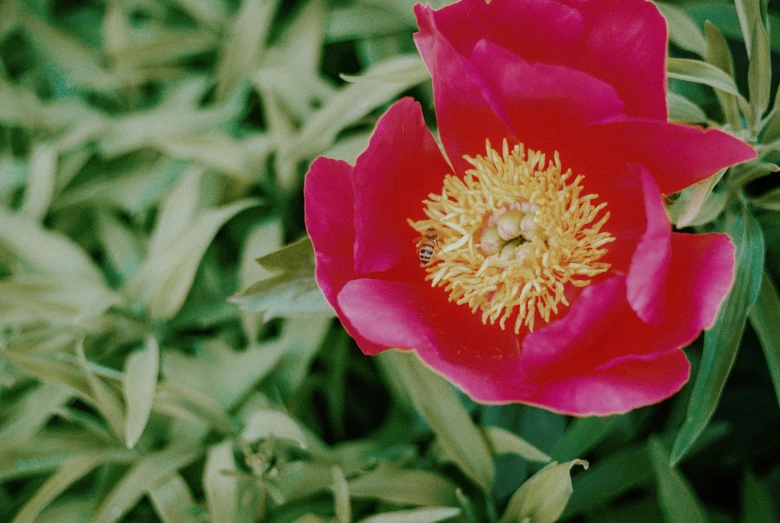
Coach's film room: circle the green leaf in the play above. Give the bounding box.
[675,168,728,228]
[20,143,57,221]
[203,440,238,523]
[655,2,707,55]
[0,207,105,285]
[148,474,201,523]
[482,426,551,463]
[552,416,615,462]
[704,21,741,130]
[76,341,126,440]
[357,507,461,523]
[648,437,709,523]
[750,187,780,211]
[498,459,588,523]
[11,451,115,523]
[741,472,780,523]
[671,208,765,465]
[563,444,652,518]
[667,92,709,124]
[382,351,494,492]
[0,382,72,446]
[735,0,765,55]
[748,272,780,407]
[667,58,747,104]
[230,237,334,319]
[331,466,351,523]
[241,409,308,448]
[123,336,159,449]
[131,198,259,320]
[747,10,772,123]
[215,0,280,101]
[89,445,202,523]
[348,469,459,507]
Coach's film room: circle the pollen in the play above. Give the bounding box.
[409,140,615,333]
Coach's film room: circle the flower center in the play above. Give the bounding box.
[409,140,615,333]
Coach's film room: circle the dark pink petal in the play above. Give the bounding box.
[417,0,667,122]
[337,278,531,401]
[625,165,672,325]
[664,232,735,332]
[352,98,452,276]
[305,158,386,355]
[584,119,756,195]
[465,39,625,146]
[576,0,668,120]
[305,157,356,304]
[525,350,690,416]
[414,4,515,173]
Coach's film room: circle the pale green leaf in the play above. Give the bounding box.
[704,21,741,130]
[348,468,459,507]
[147,474,201,523]
[147,166,203,260]
[667,58,747,103]
[750,187,780,211]
[76,341,126,440]
[132,198,259,320]
[11,451,114,523]
[203,440,238,523]
[482,426,551,463]
[655,2,707,55]
[748,272,780,407]
[239,220,284,341]
[331,466,351,523]
[231,236,334,319]
[735,0,764,55]
[215,0,280,101]
[0,207,105,285]
[241,409,308,448]
[648,437,709,523]
[21,143,57,221]
[0,382,71,446]
[382,351,494,491]
[747,11,772,122]
[676,168,728,228]
[358,507,461,523]
[123,336,160,449]
[667,92,709,124]
[89,445,202,523]
[498,460,588,523]
[671,208,764,464]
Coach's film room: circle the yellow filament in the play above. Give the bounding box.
[409,140,615,333]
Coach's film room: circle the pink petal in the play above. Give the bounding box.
[415,0,667,123]
[584,119,756,195]
[625,165,672,325]
[305,157,356,304]
[465,39,625,146]
[665,232,735,332]
[414,4,515,174]
[526,350,690,416]
[336,278,532,401]
[352,98,452,276]
[305,158,386,355]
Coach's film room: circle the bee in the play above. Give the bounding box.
[417,228,439,265]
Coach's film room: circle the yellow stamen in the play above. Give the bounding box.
[409,140,615,333]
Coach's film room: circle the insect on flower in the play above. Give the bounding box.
[417,227,439,266]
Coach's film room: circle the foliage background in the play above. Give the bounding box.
[0,0,780,521]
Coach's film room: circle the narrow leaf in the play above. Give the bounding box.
[671,208,765,464]
[123,336,160,449]
[648,437,709,523]
[704,21,741,130]
[482,426,551,463]
[748,272,780,407]
[552,417,615,462]
[358,507,461,523]
[148,474,200,523]
[747,12,772,122]
[383,351,494,491]
[241,409,308,448]
[203,440,238,523]
[667,58,746,102]
[348,469,459,507]
[331,466,351,523]
[656,2,707,55]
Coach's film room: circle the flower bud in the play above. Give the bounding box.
[520,214,537,239]
[497,210,525,241]
[499,239,524,260]
[478,226,502,255]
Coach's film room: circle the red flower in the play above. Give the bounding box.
[304,0,755,415]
